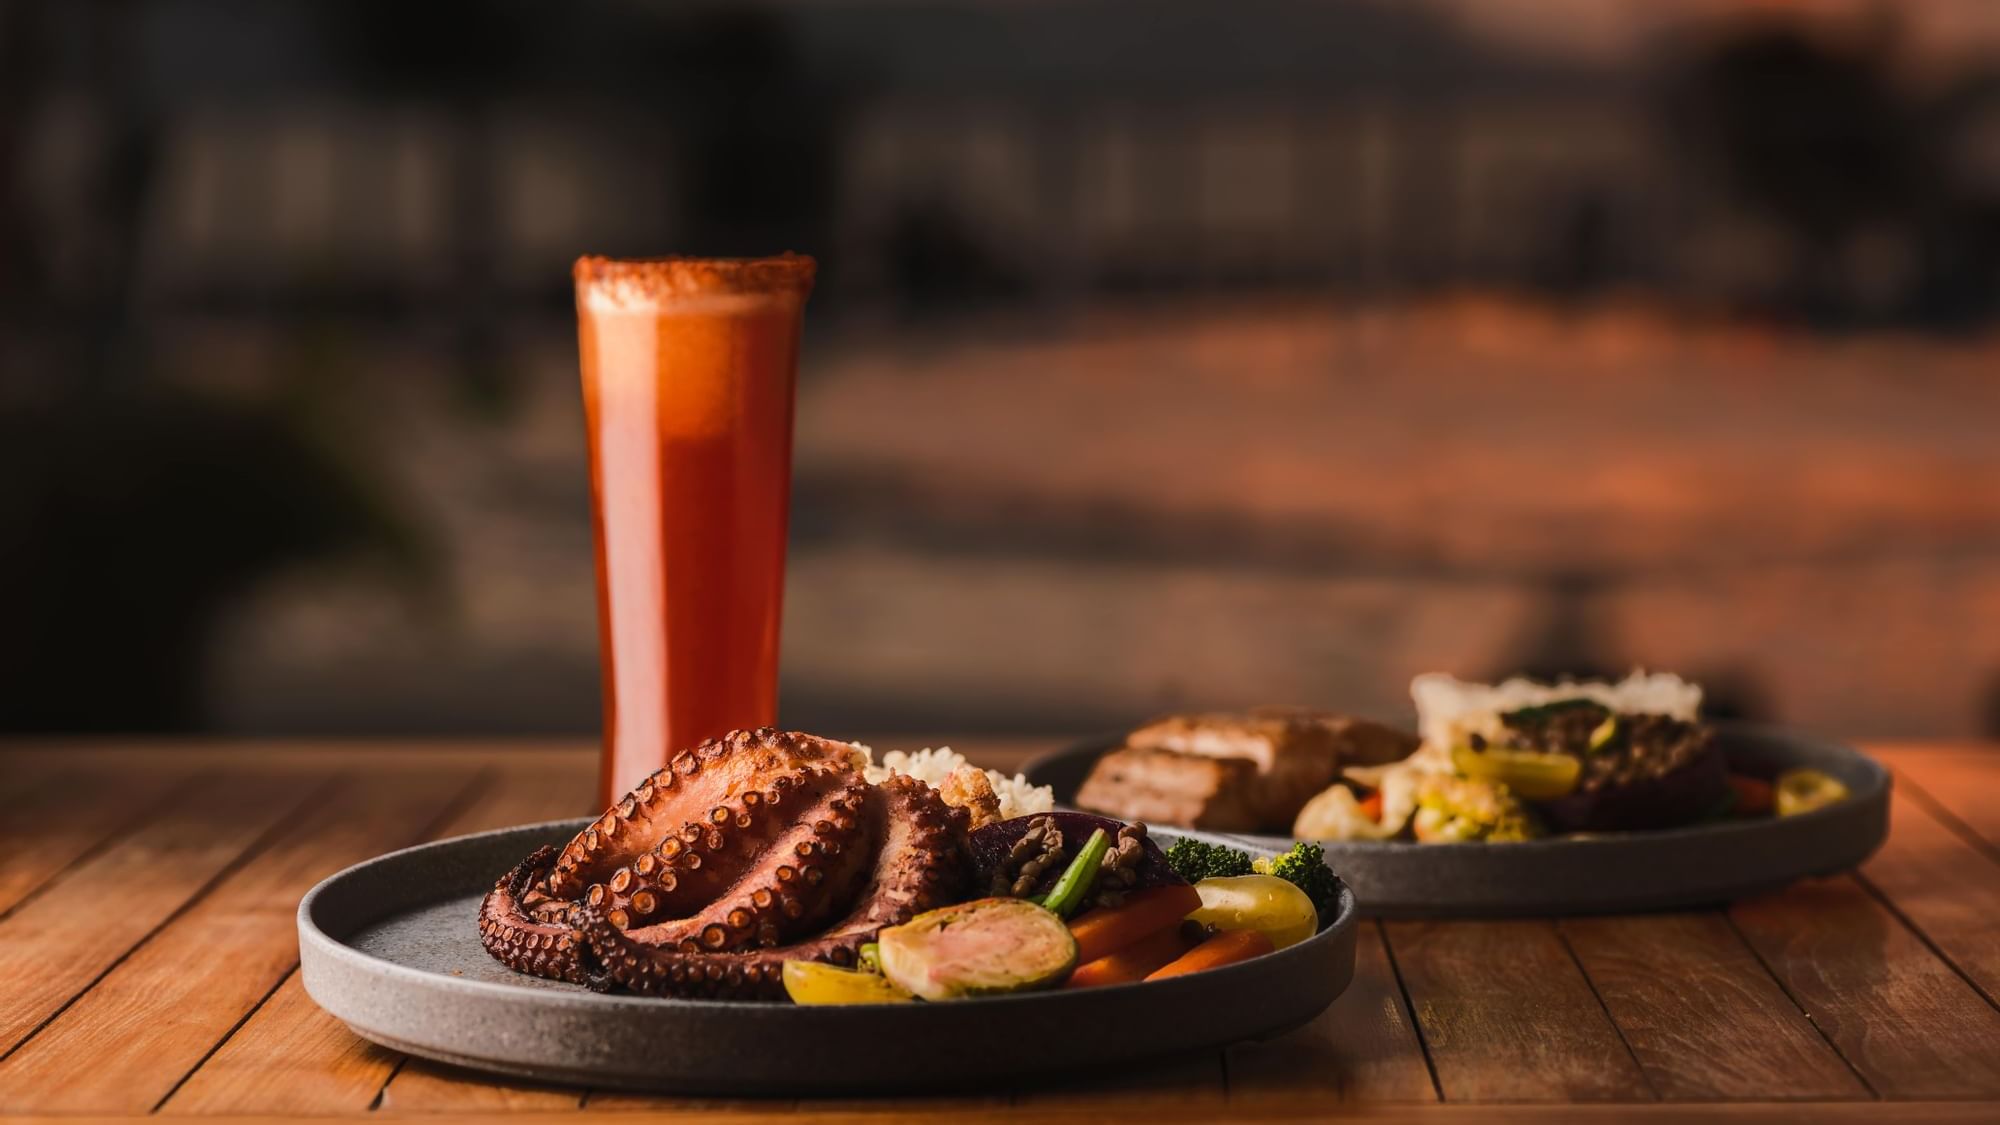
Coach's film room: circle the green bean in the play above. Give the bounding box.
[1039,828,1110,918]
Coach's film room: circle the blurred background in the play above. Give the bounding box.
[4,0,1998,743]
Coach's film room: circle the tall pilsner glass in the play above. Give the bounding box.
[574,255,815,806]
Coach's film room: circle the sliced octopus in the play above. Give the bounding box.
[477,728,970,999]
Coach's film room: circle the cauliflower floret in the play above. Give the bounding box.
[939,765,1005,829]
[1293,783,1399,841]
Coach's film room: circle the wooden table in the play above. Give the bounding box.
[1,739,1997,1124]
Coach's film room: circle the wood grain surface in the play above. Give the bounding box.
[1857,788,2000,1003]
[1225,921,1437,1104]
[1556,912,1864,1101]
[1728,878,2000,1098]
[0,769,476,1113]
[1383,919,1651,1102]
[0,764,186,916]
[0,738,1992,1124]
[0,770,316,1060]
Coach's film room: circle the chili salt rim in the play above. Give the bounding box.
[574,254,816,307]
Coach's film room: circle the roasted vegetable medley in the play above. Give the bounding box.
[781,816,1339,1005]
[1290,672,1852,845]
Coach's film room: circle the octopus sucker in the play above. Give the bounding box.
[476,845,594,985]
[481,729,971,999]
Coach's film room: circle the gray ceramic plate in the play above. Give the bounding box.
[1026,722,1890,917]
[297,823,1356,1094]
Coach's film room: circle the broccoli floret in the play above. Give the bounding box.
[1252,842,1343,919]
[1163,836,1255,883]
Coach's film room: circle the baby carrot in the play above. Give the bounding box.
[1144,928,1275,981]
[1066,926,1189,989]
[1069,883,1203,965]
[1727,774,1774,817]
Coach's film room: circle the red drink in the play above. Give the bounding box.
[574,255,815,806]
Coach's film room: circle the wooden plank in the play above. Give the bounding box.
[154,972,401,1117]
[0,755,74,807]
[38,1100,2000,1124]
[0,738,592,768]
[1384,919,1651,1103]
[0,754,55,787]
[1227,920,1437,1104]
[164,758,590,1115]
[1014,1050,1227,1113]
[0,768,477,1113]
[1558,912,1865,1101]
[13,1101,2000,1123]
[0,768,317,1057]
[0,765,188,917]
[1730,876,2000,1098]
[584,1090,796,1113]
[792,1095,1008,1116]
[0,737,1031,795]
[1884,749,2000,853]
[426,756,597,836]
[380,1060,584,1112]
[1857,788,2000,1003]
[0,736,1047,783]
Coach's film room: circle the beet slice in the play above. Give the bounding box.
[1534,739,1730,832]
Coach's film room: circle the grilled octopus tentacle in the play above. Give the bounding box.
[579,774,970,998]
[586,763,857,927]
[606,773,879,951]
[478,729,974,1000]
[544,729,851,900]
[477,845,594,985]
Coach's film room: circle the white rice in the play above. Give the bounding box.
[1412,670,1703,751]
[851,744,1055,821]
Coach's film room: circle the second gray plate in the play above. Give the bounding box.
[1026,722,1890,917]
[297,822,1356,1095]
